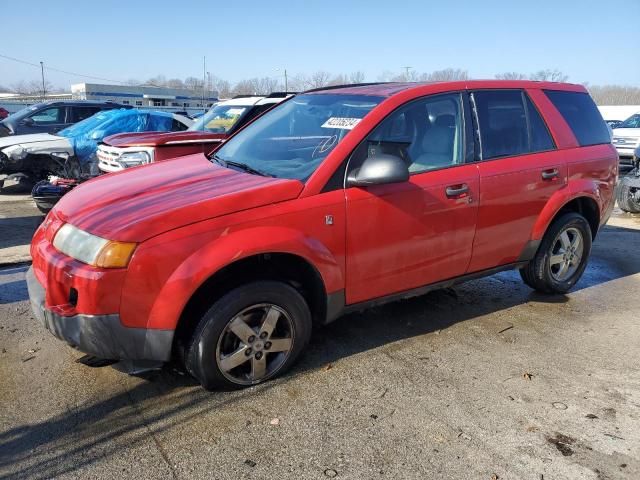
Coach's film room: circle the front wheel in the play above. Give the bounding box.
[185,281,312,390]
[520,212,592,294]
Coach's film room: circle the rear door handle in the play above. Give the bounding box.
[445,184,469,198]
[541,168,559,180]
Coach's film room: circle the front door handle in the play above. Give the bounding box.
[445,184,469,198]
[541,168,559,180]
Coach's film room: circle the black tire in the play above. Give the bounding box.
[185,281,312,390]
[519,212,592,294]
[616,174,640,214]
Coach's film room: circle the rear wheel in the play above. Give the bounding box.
[520,212,592,294]
[185,281,312,390]
[616,173,640,213]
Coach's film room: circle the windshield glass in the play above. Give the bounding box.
[213,94,383,180]
[6,104,41,121]
[618,114,640,129]
[189,104,250,133]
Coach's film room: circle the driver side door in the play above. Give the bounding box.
[344,92,480,304]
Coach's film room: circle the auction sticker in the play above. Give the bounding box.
[321,117,361,130]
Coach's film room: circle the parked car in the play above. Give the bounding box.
[617,144,640,213]
[611,112,640,167]
[0,109,192,189]
[28,81,616,390]
[0,107,9,120]
[96,94,291,173]
[0,100,131,137]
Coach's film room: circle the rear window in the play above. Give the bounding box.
[544,90,610,146]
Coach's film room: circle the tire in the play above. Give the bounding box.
[519,212,592,294]
[185,281,312,390]
[616,174,640,214]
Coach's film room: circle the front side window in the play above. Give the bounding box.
[213,94,383,180]
[348,93,465,176]
[30,106,65,124]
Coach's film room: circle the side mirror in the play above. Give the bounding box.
[347,154,410,187]
[21,117,34,126]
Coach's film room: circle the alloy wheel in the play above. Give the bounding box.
[548,227,584,282]
[215,303,295,385]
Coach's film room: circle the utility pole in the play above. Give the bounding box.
[40,61,46,100]
[284,68,288,93]
[202,56,206,109]
[402,66,412,79]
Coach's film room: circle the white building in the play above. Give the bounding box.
[71,83,218,111]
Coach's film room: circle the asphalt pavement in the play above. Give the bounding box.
[0,196,639,479]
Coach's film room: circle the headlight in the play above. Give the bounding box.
[117,151,151,168]
[4,144,26,160]
[53,223,137,268]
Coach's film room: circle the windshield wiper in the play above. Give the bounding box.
[212,155,272,177]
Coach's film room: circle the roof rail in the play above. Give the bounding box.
[232,94,260,99]
[266,91,297,98]
[303,82,391,93]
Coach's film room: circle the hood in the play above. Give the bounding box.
[104,130,227,147]
[0,134,72,160]
[612,128,640,139]
[53,154,304,242]
[0,133,62,149]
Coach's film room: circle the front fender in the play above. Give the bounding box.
[531,181,601,240]
[143,226,343,330]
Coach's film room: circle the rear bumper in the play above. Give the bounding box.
[27,267,173,361]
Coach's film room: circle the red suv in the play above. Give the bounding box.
[28,81,617,390]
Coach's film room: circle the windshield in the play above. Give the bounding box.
[189,104,250,133]
[5,104,42,121]
[212,94,383,180]
[618,114,640,129]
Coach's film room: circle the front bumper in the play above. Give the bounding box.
[26,267,173,361]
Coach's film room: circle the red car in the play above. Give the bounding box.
[28,80,617,390]
[96,94,290,172]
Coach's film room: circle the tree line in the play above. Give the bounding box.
[2,68,639,105]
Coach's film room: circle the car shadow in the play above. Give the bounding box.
[1,223,639,479]
[0,216,43,250]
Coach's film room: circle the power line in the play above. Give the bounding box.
[0,52,128,84]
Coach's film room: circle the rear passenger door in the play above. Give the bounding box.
[467,89,566,273]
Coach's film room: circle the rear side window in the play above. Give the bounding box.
[543,90,610,146]
[71,106,100,122]
[473,90,555,160]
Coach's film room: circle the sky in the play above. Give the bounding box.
[1,0,639,90]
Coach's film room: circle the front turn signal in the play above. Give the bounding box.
[95,241,138,268]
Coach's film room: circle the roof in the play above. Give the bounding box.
[305,80,587,97]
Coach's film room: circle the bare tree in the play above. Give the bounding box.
[349,71,365,84]
[145,74,168,87]
[420,68,469,82]
[166,78,185,89]
[530,69,568,82]
[587,85,640,105]
[184,76,204,92]
[495,72,528,80]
